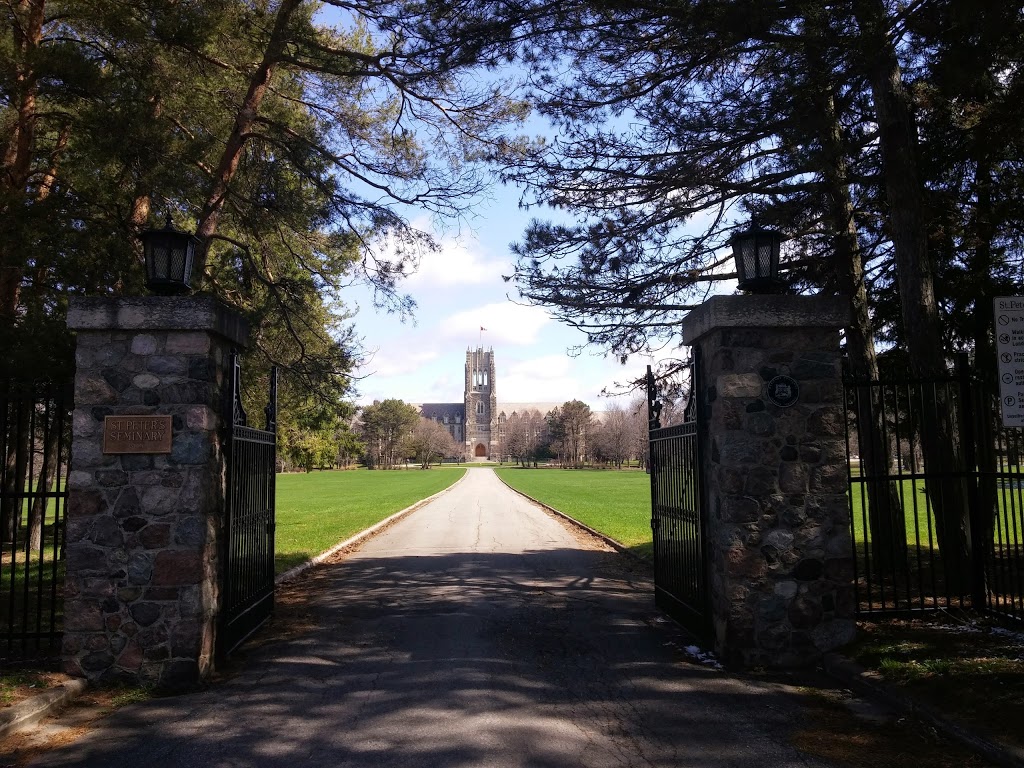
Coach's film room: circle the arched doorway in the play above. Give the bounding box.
[474,443,487,457]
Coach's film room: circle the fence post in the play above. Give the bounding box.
[956,352,987,611]
[646,364,659,545]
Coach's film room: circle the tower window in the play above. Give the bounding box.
[476,401,484,415]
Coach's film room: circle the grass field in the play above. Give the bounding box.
[494,468,653,559]
[849,479,933,545]
[1,497,65,649]
[275,468,466,573]
[849,477,1024,547]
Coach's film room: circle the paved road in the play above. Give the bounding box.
[33,469,836,767]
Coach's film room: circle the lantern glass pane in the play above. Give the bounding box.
[153,243,171,280]
[183,241,195,280]
[740,240,757,282]
[170,244,186,281]
[757,239,774,279]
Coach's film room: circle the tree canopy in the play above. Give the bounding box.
[359,398,420,468]
[1,0,525,437]
[399,0,1023,383]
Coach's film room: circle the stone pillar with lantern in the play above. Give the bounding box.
[681,222,856,667]
[62,219,249,689]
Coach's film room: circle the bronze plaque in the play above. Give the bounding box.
[103,415,173,454]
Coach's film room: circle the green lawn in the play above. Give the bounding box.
[850,477,1024,547]
[1,492,66,647]
[849,478,934,545]
[494,468,653,559]
[275,468,466,574]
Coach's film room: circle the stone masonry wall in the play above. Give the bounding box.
[696,325,854,666]
[64,297,245,689]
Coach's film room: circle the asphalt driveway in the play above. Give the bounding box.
[30,468,837,767]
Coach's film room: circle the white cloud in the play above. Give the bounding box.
[370,217,507,289]
[441,302,552,346]
[404,234,504,288]
[506,354,572,379]
[501,372,582,403]
[360,346,439,378]
[499,354,593,405]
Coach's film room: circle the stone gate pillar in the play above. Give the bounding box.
[63,296,248,689]
[681,295,854,667]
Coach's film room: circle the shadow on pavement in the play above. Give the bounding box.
[35,549,834,768]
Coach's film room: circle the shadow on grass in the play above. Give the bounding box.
[850,538,1023,622]
[849,616,1024,750]
[1,523,65,665]
[626,542,654,561]
[275,551,318,576]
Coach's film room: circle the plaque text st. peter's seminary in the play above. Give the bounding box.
[102,415,173,454]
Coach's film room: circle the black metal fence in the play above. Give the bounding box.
[219,354,278,657]
[647,356,710,640]
[845,354,1023,624]
[1,379,72,661]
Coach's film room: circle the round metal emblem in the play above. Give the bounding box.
[766,375,799,408]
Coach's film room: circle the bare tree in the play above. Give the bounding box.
[403,418,460,469]
[628,396,649,471]
[593,403,632,468]
[502,415,531,465]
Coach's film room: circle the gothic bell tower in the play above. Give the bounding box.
[464,347,497,460]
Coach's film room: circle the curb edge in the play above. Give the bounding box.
[0,677,89,740]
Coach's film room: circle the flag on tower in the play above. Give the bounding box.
[480,326,487,331]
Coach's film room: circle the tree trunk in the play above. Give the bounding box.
[0,0,47,321]
[853,0,971,588]
[969,156,999,558]
[27,414,59,553]
[799,6,908,574]
[820,87,906,572]
[2,400,32,543]
[193,0,303,279]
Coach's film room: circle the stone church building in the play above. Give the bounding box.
[417,347,562,461]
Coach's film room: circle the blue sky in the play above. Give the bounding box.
[344,190,673,409]
[340,171,737,409]
[313,11,702,409]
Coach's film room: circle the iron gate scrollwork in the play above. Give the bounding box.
[647,352,710,641]
[219,352,278,657]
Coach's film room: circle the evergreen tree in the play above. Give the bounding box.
[1,0,527,486]
[359,398,420,468]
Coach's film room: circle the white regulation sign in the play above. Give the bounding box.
[995,296,1024,428]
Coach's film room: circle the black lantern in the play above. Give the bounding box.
[730,221,783,294]
[142,215,199,295]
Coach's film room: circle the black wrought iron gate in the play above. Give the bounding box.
[219,353,278,657]
[845,353,1024,624]
[647,353,710,641]
[1,378,72,661]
